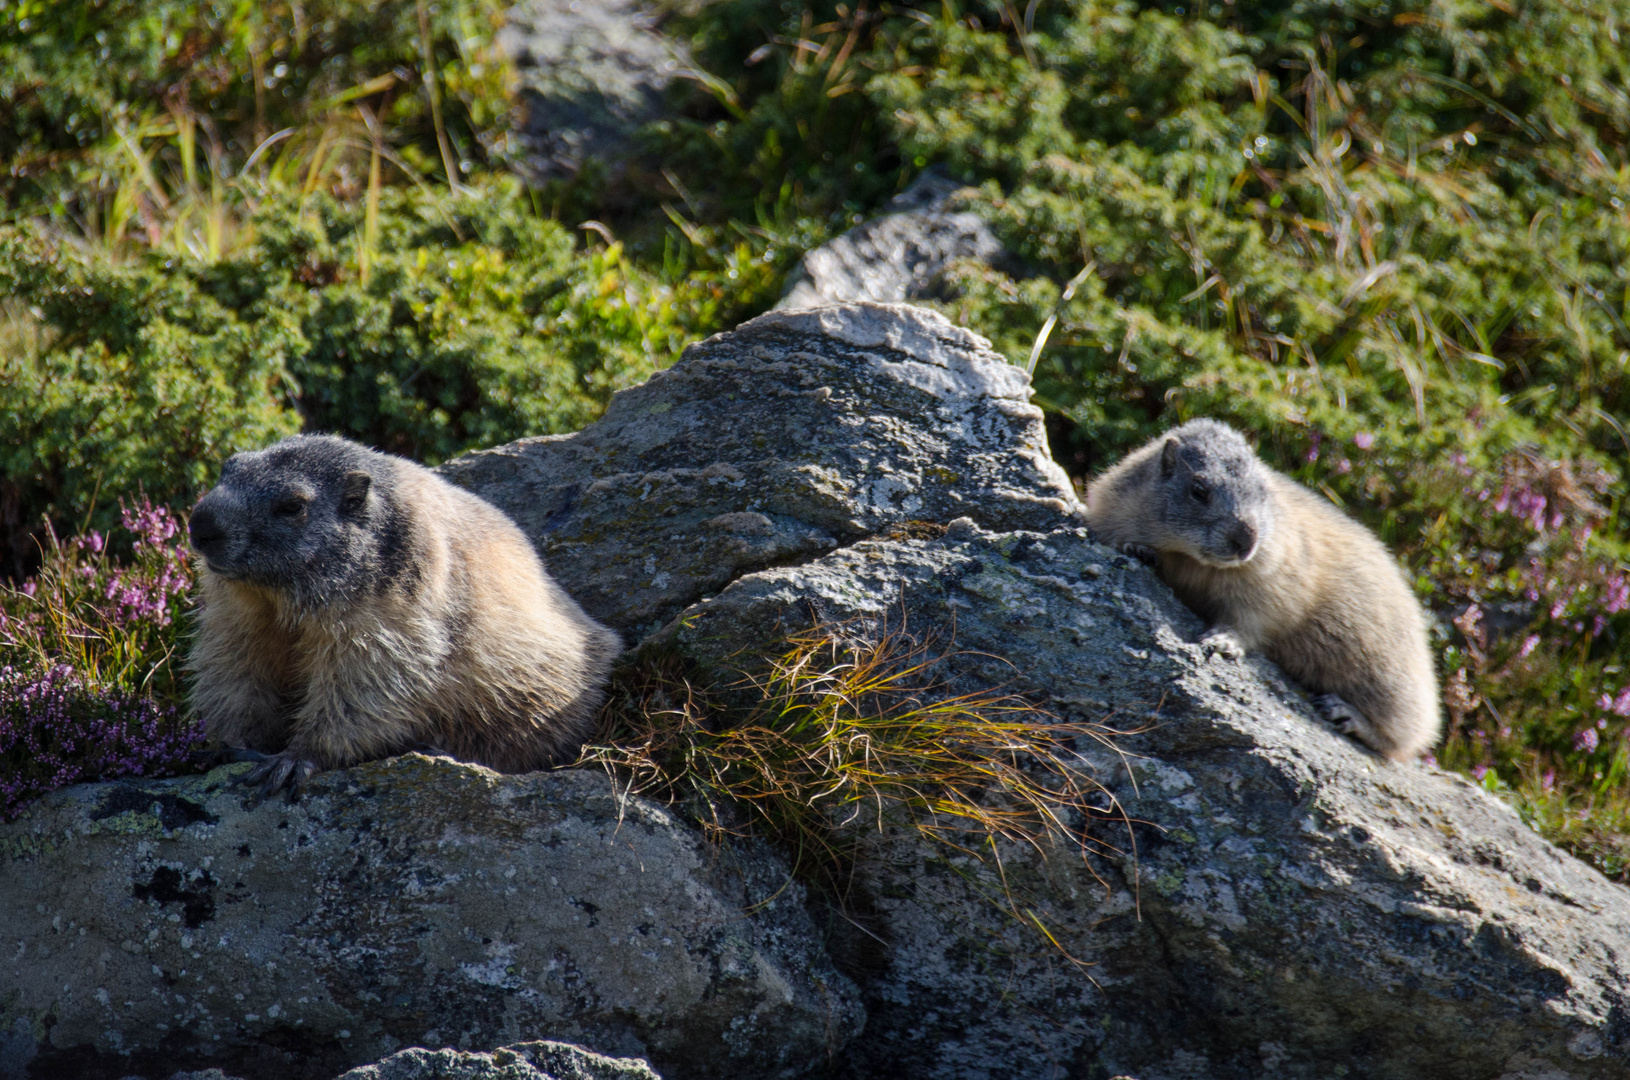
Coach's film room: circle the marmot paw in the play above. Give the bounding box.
[1313,693,1365,731]
[1118,542,1160,567]
[239,751,322,803]
[1199,629,1246,660]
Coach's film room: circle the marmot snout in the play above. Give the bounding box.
[187,434,622,795]
[1086,419,1441,761]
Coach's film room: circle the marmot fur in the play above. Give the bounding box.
[1085,419,1440,761]
[187,434,622,795]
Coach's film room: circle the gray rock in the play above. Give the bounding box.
[498,0,681,182]
[776,172,1008,309]
[336,1039,660,1080]
[0,759,860,1080]
[438,303,1077,638]
[650,523,1630,1079]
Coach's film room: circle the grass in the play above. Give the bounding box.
[581,621,1137,959]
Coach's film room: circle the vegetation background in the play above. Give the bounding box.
[1,0,1627,879]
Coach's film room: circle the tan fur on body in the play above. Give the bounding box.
[189,437,621,784]
[1086,421,1440,761]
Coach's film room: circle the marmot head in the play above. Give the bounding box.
[188,435,405,608]
[1152,420,1272,567]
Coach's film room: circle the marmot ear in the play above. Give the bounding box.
[341,470,372,513]
[1160,437,1180,478]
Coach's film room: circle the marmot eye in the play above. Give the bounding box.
[272,497,307,517]
[1190,481,1210,503]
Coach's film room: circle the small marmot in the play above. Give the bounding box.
[186,434,622,796]
[1085,419,1440,761]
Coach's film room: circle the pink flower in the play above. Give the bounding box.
[1353,431,1375,450]
[1519,635,1540,657]
[1613,688,1630,718]
[1574,728,1600,753]
[1603,575,1628,615]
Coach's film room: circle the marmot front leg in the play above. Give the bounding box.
[191,667,290,757]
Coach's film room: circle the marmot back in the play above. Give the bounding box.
[1085,419,1440,761]
[186,434,622,794]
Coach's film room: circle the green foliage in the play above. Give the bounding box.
[0,0,515,237]
[0,232,301,578]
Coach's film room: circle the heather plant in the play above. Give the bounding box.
[0,502,202,818]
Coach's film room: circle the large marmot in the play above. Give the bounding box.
[187,434,622,796]
[1085,419,1440,761]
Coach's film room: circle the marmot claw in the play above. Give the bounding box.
[240,751,322,803]
[1118,542,1159,566]
[1200,629,1246,660]
[1313,693,1363,727]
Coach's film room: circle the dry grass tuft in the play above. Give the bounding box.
[580,619,1137,959]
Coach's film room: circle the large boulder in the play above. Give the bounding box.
[0,759,860,1080]
[775,173,1009,310]
[650,520,1630,1080]
[336,1040,661,1080]
[498,0,681,184]
[438,303,1076,639]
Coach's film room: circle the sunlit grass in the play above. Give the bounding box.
[582,621,1137,960]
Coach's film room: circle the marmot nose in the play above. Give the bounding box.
[1228,522,1257,559]
[189,505,226,555]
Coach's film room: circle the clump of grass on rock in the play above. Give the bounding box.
[583,623,1133,958]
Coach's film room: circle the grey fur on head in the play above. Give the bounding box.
[1150,419,1273,567]
[188,435,409,612]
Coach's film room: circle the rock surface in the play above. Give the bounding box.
[775,173,1008,310]
[438,303,1076,638]
[497,0,681,183]
[652,520,1630,1080]
[0,759,858,1080]
[336,1040,661,1080]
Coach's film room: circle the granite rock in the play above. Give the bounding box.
[438,303,1077,639]
[776,173,1009,310]
[0,760,859,1080]
[334,1040,660,1080]
[651,522,1630,1080]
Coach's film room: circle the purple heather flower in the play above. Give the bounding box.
[1604,575,1628,615]
[1519,635,1540,657]
[1353,431,1375,450]
[1574,728,1600,753]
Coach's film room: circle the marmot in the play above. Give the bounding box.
[1085,419,1440,761]
[186,434,622,796]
